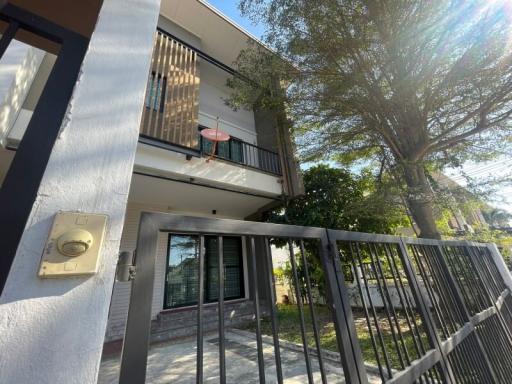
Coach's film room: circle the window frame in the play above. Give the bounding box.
[145,71,167,113]
[163,233,245,310]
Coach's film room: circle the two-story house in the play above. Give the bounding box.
[0,1,302,382]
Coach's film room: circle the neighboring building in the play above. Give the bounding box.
[432,172,488,234]
[0,1,302,382]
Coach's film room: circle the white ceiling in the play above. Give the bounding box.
[129,172,275,219]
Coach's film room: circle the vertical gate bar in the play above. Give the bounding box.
[197,235,205,384]
[421,245,461,334]
[353,242,393,378]
[299,240,327,384]
[119,215,159,384]
[464,244,512,345]
[249,236,266,384]
[218,236,226,384]
[444,246,482,314]
[368,243,409,369]
[464,245,498,303]
[477,248,502,297]
[349,244,386,380]
[419,245,472,382]
[425,244,474,380]
[263,237,284,384]
[319,234,369,384]
[412,245,454,351]
[384,244,429,356]
[288,239,314,384]
[436,244,499,383]
[383,244,438,384]
[457,246,489,311]
[397,239,455,384]
[0,21,18,58]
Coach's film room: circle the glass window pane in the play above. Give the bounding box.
[165,234,244,309]
[230,140,243,163]
[205,236,243,302]
[165,235,199,308]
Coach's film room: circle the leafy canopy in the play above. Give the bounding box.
[231,0,512,167]
[266,164,407,234]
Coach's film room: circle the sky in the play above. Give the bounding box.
[205,1,512,215]
[205,1,266,39]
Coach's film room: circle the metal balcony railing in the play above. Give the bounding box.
[199,127,282,176]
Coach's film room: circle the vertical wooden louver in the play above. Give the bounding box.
[140,31,200,149]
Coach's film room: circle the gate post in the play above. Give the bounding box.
[487,243,512,291]
[320,230,369,384]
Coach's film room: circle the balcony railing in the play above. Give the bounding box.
[199,128,282,176]
[139,29,282,176]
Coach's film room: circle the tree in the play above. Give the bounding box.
[266,164,407,233]
[266,164,407,299]
[228,1,512,239]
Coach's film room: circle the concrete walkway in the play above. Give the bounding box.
[98,329,381,383]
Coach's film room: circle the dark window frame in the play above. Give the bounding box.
[199,125,245,163]
[163,233,245,310]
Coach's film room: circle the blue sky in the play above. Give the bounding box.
[205,1,512,215]
[205,1,265,38]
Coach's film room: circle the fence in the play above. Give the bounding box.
[117,213,512,384]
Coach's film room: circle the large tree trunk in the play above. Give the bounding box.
[402,163,441,239]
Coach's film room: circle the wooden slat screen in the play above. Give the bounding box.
[140,31,200,149]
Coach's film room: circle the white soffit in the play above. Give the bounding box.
[160,0,267,66]
[129,172,274,219]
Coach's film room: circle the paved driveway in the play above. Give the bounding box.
[98,329,381,383]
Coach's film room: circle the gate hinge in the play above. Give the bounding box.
[116,250,136,282]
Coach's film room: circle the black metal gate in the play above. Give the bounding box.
[0,4,89,293]
[116,213,512,383]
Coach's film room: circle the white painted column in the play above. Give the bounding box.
[487,243,512,291]
[0,0,160,383]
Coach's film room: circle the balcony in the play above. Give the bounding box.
[139,28,282,176]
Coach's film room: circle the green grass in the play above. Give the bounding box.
[238,304,429,369]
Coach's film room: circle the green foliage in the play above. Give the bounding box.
[267,164,408,233]
[230,0,512,238]
[267,164,408,299]
[463,228,512,266]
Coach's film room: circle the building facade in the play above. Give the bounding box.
[0,1,301,383]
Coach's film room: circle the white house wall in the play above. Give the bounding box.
[106,202,250,341]
[107,203,168,341]
[135,143,283,196]
[198,63,257,143]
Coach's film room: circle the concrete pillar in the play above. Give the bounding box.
[0,0,160,383]
[487,243,512,291]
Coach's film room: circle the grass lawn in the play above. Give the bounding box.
[238,304,429,370]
